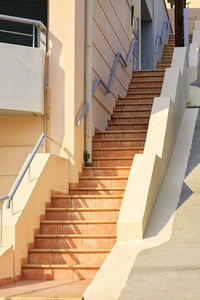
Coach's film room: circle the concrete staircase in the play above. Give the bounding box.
[157,34,192,70]
[22,36,175,281]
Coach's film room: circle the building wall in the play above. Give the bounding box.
[166,0,200,8]
[0,116,44,197]
[48,0,85,183]
[92,0,133,131]
[168,8,200,34]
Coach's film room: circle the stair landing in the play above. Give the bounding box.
[0,280,90,299]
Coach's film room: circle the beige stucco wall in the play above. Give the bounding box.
[1,153,68,279]
[0,116,44,198]
[118,47,187,241]
[48,0,85,183]
[92,0,133,131]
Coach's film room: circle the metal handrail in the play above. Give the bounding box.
[76,18,139,127]
[0,14,47,50]
[0,14,46,31]
[155,18,172,62]
[0,133,61,210]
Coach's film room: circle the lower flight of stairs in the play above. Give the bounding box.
[22,37,175,281]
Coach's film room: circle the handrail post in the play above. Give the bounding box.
[32,25,35,47]
[37,26,41,48]
[85,0,93,163]
[184,8,189,66]
[0,201,3,247]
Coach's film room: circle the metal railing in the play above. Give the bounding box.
[0,133,61,247]
[183,8,189,66]
[76,18,139,127]
[0,14,47,51]
[155,18,172,64]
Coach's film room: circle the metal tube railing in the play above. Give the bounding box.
[0,133,62,247]
[155,18,172,63]
[76,18,139,128]
[0,14,47,50]
[0,14,46,31]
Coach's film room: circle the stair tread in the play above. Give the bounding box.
[93,147,143,150]
[35,234,117,238]
[29,248,111,253]
[23,264,101,269]
[79,176,128,180]
[93,138,145,141]
[92,157,134,160]
[52,194,124,198]
[95,130,147,134]
[41,220,117,224]
[46,207,120,211]
[111,115,150,119]
[113,108,151,112]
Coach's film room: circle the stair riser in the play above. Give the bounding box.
[81,168,130,176]
[128,88,161,93]
[93,140,145,148]
[95,132,147,139]
[23,268,98,280]
[130,82,163,88]
[51,197,122,208]
[93,149,141,158]
[92,159,132,167]
[132,71,165,77]
[116,104,152,110]
[78,178,127,188]
[69,189,125,195]
[131,76,164,83]
[127,93,160,97]
[107,124,148,130]
[109,118,149,124]
[40,223,117,235]
[113,111,151,117]
[35,237,116,249]
[46,210,119,221]
[28,252,108,265]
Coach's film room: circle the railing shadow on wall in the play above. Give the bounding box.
[76,17,140,128]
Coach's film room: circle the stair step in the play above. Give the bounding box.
[41,220,117,224]
[107,124,148,130]
[113,111,151,117]
[129,82,163,88]
[126,92,160,97]
[51,194,123,199]
[128,87,161,93]
[22,264,100,280]
[40,219,117,235]
[34,234,117,250]
[93,138,145,149]
[93,147,143,158]
[69,186,125,194]
[132,70,165,77]
[51,193,123,208]
[78,176,128,188]
[81,166,131,176]
[28,249,110,265]
[131,77,163,83]
[29,248,111,253]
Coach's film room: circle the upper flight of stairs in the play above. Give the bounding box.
[22,36,175,281]
[157,34,192,70]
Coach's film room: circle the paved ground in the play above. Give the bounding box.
[119,108,200,299]
[0,280,90,299]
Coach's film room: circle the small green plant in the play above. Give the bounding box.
[83,150,92,167]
